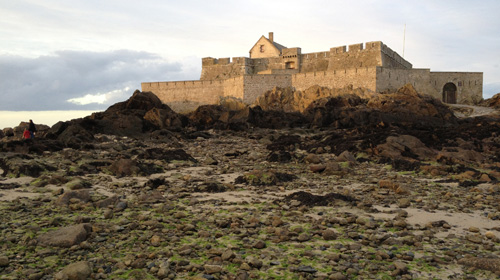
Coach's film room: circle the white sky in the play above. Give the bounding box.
[1,0,499,112]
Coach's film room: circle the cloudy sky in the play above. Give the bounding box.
[1,0,499,112]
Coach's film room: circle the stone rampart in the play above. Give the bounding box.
[429,72,483,104]
[200,57,251,80]
[292,67,378,92]
[376,68,483,104]
[376,68,432,94]
[142,75,292,110]
[142,77,244,112]
[242,75,292,103]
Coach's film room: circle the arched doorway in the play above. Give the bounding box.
[442,82,457,104]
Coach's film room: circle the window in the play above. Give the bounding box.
[260,45,265,53]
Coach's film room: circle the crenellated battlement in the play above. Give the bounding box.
[201,40,412,81]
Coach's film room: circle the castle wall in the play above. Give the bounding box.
[326,42,382,71]
[292,67,378,92]
[142,75,292,111]
[142,78,243,112]
[376,68,432,95]
[379,43,412,69]
[429,72,483,104]
[242,75,292,103]
[376,68,483,104]
[200,57,251,80]
[300,51,330,73]
[222,76,246,100]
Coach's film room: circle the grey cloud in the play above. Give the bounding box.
[0,50,195,110]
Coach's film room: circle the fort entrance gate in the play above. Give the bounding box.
[442,82,457,104]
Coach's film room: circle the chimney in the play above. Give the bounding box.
[269,32,274,43]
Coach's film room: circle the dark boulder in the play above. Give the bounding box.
[0,153,57,177]
[56,124,95,148]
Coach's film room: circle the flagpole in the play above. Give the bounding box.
[403,24,406,58]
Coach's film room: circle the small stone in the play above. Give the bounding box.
[297,233,311,242]
[103,209,113,219]
[236,271,249,280]
[337,151,356,163]
[297,265,317,273]
[28,271,44,280]
[398,198,411,208]
[393,219,407,228]
[468,226,480,233]
[115,201,128,211]
[253,240,266,249]
[309,164,326,173]
[485,231,497,239]
[151,235,161,247]
[54,261,92,280]
[393,261,407,271]
[305,154,322,164]
[246,257,263,269]
[322,229,337,241]
[466,234,483,244]
[204,264,222,274]
[221,249,235,261]
[329,272,347,280]
[355,217,366,225]
[0,255,9,267]
[479,173,492,182]
[240,263,251,271]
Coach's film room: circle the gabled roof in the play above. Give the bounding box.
[249,35,287,54]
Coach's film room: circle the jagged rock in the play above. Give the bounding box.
[56,124,95,148]
[376,135,436,160]
[0,154,57,177]
[482,93,500,109]
[187,104,251,130]
[38,224,91,248]
[144,107,186,129]
[2,127,14,137]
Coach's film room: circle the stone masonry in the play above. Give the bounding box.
[142,32,483,112]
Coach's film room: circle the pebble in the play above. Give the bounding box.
[468,226,480,233]
[398,198,411,208]
[466,234,483,244]
[322,229,337,241]
[0,255,9,267]
[329,272,347,280]
[485,231,497,239]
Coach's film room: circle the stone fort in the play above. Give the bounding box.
[142,32,483,112]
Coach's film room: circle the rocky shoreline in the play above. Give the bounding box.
[1,85,500,279]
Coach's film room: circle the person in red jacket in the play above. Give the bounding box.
[23,128,31,139]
